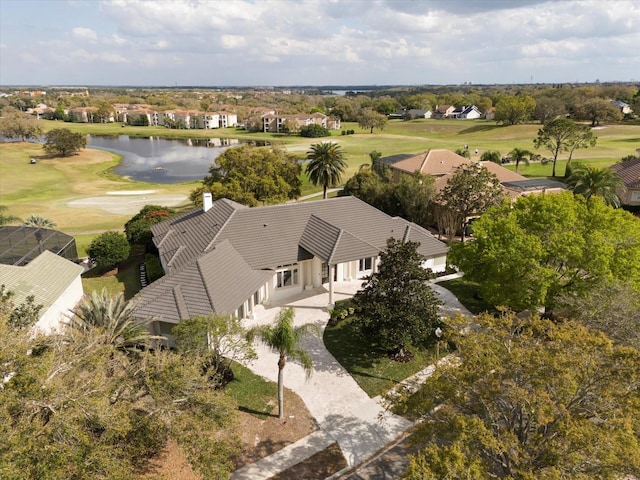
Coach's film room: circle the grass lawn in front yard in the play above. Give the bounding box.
[436,277,496,315]
[323,315,436,398]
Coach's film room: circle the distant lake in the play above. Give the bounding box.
[87,135,243,184]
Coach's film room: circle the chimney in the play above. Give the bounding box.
[203,192,213,212]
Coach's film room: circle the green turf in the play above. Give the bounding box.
[436,277,497,315]
[323,315,436,397]
[226,362,277,419]
[3,119,638,238]
[81,245,146,299]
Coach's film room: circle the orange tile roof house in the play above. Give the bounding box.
[610,158,640,207]
[386,149,565,198]
[132,196,448,344]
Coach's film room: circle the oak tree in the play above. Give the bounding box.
[401,312,640,480]
[448,191,640,313]
[43,128,87,157]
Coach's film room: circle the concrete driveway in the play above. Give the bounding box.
[235,276,472,477]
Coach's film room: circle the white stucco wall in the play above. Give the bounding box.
[422,254,447,273]
[35,275,84,334]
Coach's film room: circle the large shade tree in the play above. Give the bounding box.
[248,307,319,419]
[191,145,301,206]
[400,312,640,480]
[357,108,388,133]
[353,239,441,361]
[448,191,640,314]
[494,95,536,125]
[43,128,87,157]
[305,142,347,199]
[437,163,505,242]
[533,118,594,177]
[0,106,41,141]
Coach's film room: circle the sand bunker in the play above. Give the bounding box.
[68,194,189,215]
[106,190,158,195]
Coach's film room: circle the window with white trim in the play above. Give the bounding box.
[276,264,299,288]
[359,257,373,271]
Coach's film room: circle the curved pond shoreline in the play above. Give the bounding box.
[87,135,242,184]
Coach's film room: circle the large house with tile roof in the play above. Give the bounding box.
[132,195,448,343]
[610,157,640,208]
[385,149,565,198]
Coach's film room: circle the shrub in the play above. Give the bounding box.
[300,124,330,138]
[88,231,130,269]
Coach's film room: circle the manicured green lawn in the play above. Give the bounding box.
[436,277,496,315]
[81,245,146,299]
[226,362,277,419]
[323,315,436,398]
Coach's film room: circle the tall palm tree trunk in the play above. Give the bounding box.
[323,184,327,199]
[277,354,286,419]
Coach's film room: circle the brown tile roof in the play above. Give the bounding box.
[392,150,526,184]
[611,158,640,189]
[390,149,469,176]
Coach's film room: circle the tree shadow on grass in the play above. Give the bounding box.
[458,124,504,135]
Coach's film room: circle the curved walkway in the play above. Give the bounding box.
[232,275,471,480]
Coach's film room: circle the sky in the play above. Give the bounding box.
[0,0,639,87]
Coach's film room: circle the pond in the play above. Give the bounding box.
[87,135,244,184]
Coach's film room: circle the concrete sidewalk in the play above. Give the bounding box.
[232,279,472,480]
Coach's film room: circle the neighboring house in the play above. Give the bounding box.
[68,107,98,123]
[0,226,83,333]
[131,195,448,344]
[389,109,432,119]
[386,149,472,183]
[484,107,496,120]
[451,105,482,119]
[409,109,432,119]
[611,100,633,115]
[610,158,640,207]
[432,105,455,119]
[500,179,567,199]
[386,149,529,193]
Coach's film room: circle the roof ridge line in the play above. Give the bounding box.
[196,255,216,312]
[326,228,344,265]
[204,209,236,252]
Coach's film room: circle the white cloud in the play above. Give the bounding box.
[1,0,638,85]
[221,35,247,50]
[72,27,98,43]
[100,52,128,63]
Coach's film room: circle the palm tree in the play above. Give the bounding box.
[480,150,501,164]
[248,307,319,419]
[0,205,19,226]
[23,214,56,228]
[566,164,623,208]
[67,289,161,351]
[508,148,533,173]
[305,142,347,199]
